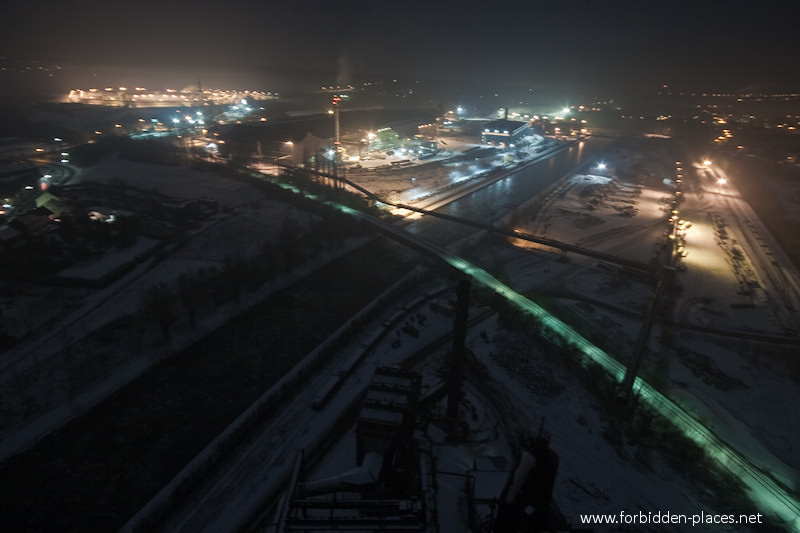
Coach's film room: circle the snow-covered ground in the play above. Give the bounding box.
[265,302,767,532]
[465,317,734,532]
[0,156,367,462]
[78,156,261,208]
[456,139,800,527]
[180,138,799,529]
[4,132,799,531]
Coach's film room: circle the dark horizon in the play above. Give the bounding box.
[3,1,800,97]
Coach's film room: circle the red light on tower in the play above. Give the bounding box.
[332,96,341,106]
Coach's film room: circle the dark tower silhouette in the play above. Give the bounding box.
[496,419,561,531]
[446,280,470,420]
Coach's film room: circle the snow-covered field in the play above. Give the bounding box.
[79,156,261,208]
[281,300,767,532]
[456,138,800,528]
[226,134,799,529]
[3,132,799,531]
[0,156,363,462]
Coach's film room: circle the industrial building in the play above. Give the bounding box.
[481,119,530,147]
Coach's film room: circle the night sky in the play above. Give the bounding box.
[2,0,799,92]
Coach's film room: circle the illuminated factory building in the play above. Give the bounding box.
[481,119,530,147]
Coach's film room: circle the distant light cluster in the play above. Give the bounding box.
[65,86,278,107]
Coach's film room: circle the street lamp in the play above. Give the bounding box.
[283,140,294,163]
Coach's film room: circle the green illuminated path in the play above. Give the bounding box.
[250,169,800,530]
[440,253,800,531]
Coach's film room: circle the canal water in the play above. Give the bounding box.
[407,137,615,245]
